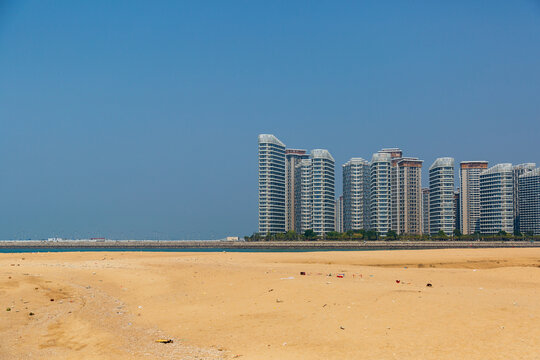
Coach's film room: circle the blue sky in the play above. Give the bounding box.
[1,1,539,239]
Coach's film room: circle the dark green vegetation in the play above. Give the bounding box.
[245,230,540,242]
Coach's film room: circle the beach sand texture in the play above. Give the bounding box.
[1,248,540,359]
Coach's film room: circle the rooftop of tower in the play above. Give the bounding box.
[343,157,369,167]
[520,167,540,177]
[371,152,391,163]
[513,163,537,170]
[397,158,423,167]
[310,149,334,162]
[460,161,488,169]
[258,134,285,147]
[481,163,513,175]
[285,149,307,155]
[429,157,455,170]
[379,148,403,158]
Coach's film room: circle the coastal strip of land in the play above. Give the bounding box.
[0,239,539,251]
[2,248,540,359]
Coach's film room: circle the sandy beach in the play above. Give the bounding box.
[1,248,540,359]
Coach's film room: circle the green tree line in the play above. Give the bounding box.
[244,229,540,242]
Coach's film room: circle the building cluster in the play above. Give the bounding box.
[258,134,540,236]
[258,134,335,236]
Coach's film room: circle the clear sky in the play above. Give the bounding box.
[1,1,539,239]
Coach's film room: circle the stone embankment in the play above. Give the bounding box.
[0,240,539,250]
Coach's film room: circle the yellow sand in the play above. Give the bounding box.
[1,248,540,359]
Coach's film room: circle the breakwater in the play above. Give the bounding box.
[0,240,538,251]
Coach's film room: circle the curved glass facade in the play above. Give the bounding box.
[370,152,391,234]
[429,157,455,235]
[479,163,514,234]
[258,134,286,234]
[343,158,370,231]
[519,168,540,235]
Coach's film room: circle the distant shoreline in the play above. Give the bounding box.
[0,240,539,251]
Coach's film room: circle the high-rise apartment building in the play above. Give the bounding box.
[296,150,335,235]
[343,158,370,231]
[335,195,344,233]
[518,168,540,235]
[258,134,286,234]
[429,157,455,235]
[460,161,488,234]
[422,188,430,235]
[512,163,536,233]
[370,148,423,235]
[296,158,313,233]
[285,149,309,232]
[311,149,336,235]
[392,157,423,234]
[370,152,392,234]
[479,163,514,234]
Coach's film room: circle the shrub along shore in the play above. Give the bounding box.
[244,229,540,242]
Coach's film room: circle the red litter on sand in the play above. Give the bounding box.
[396,280,401,283]
[300,272,306,276]
[337,274,344,278]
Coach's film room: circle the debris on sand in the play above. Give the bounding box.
[426,283,433,287]
[155,339,173,344]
